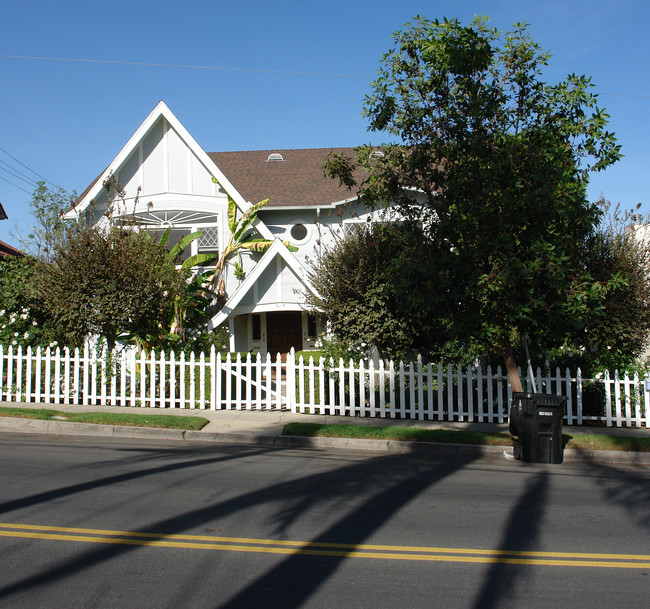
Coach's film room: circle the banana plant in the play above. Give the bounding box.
[155,227,218,337]
[157,227,217,271]
[211,177,297,308]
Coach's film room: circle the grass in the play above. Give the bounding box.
[284,423,513,446]
[283,422,650,452]
[562,434,650,453]
[1,408,648,451]
[0,407,209,431]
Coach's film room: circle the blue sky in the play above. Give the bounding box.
[1,0,648,246]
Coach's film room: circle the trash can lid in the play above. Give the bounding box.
[530,393,566,408]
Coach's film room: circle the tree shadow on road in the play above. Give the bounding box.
[0,441,272,517]
[216,455,476,609]
[471,470,549,609]
[0,442,478,607]
[575,454,650,530]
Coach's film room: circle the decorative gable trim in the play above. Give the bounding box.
[208,239,312,329]
[66,102,274,239]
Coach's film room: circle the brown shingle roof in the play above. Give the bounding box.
[0,240,23,257]
[208,148,359,208]
[75,148,364,211]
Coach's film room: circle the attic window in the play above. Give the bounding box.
[290,223,308,241]
[266,153,284,162]
[285,221,310,245]
[370,150,385,158]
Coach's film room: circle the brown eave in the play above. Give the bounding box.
[0,240,24,257]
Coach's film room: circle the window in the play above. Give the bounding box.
[307,315,318,339]
[343,219,401,237]
[197,226,219,254]
[343,222,365,237]
[128,210,220,265]
[285,221,310,245]
[251,314,262,341]
[290,223,308,241]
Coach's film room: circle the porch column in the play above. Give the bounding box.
[228,318,236,352]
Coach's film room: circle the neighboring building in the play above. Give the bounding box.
[1,202,25,255]
[65,102,393,358]
[0,240,23,257]
[629,214,650,246]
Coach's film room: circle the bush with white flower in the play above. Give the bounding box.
[0,256,64,350]
[316,335,367,366]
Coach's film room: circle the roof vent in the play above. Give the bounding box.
[370,150,385,158]
[266,153,284,162]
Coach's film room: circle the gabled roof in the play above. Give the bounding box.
[68,101,247,217]
[209,148,360,209]
[208,238,311,329]
[72,103,368,217]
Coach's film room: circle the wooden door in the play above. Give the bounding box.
[266,312,302,361]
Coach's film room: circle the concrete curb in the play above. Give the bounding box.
[1,417,648,465]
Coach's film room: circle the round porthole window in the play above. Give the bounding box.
[290,223,309,242]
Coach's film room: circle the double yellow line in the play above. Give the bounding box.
[0,522,648,569]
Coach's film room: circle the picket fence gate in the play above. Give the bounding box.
[0,343,648,428]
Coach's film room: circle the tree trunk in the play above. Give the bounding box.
[502,341,523,393]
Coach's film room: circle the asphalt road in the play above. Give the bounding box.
[0,432,648,609]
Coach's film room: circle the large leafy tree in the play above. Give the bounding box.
[306,222,460,361]
[2,182,75,349]
[38,225,187,350]
[567,199,650,372]
[325,17,621,390]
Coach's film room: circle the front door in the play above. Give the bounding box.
[266,312,303,361]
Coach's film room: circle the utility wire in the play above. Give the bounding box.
[0,159,40,187]
[0,54,369,79]
[0,173,33,195]
[1,54,650,98]
[600,93,650,99]
[0,145,56,187]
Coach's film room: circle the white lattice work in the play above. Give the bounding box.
[198,226,219,250]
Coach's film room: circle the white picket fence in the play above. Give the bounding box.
[0,344,648,428]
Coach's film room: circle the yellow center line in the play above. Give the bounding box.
[0,523,648,569]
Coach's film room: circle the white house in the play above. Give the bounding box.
[66,101,386,358]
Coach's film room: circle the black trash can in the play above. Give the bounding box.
[510,392,566,464]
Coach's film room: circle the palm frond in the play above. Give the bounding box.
[234,199,269,241]
[239,239,275,253]
[282,240,299,252]
[157,227,172,249]
[181,252,218,270]
[169,230,203,259]
[227,199,238,233]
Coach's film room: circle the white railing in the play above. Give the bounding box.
[0,344,648,428]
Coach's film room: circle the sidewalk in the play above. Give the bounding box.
[1,401,649,465]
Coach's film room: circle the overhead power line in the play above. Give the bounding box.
[0,159,41,187]
[0,146,69,201]
[0,145,56,187]
[0,54,369,79]
[0,173,33,195]
[1,54,648,98]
